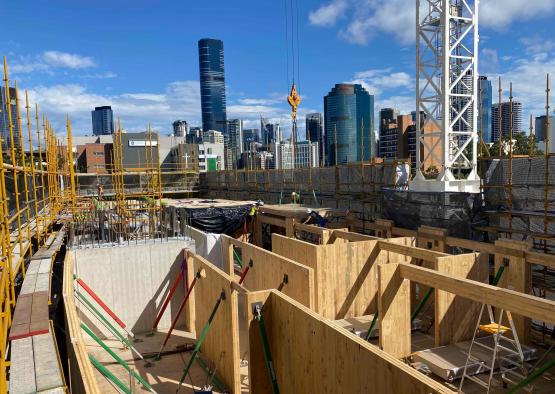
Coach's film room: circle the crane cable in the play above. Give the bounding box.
[285,0,301,182]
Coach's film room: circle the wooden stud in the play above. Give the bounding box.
[494,239,532,343]
[434,253,488,346]
[378,264,411,358]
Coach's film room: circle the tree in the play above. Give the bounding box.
[487,132,543,157]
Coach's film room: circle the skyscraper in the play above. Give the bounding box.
[534,115,555,142]
[478,76,493,143]
[491,101,523,142]
[243,129,259,151]
[227,119,244,168]
[305,113,324,166]
[198,38,227,134]
[324,84,374,165]
[0,86,19,148]
[172,120,189,137]
[91,106,114,135]
[378,108,399,158]
[260,118,281,145]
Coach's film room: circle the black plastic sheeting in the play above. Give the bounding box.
[183,204,254,235]
[381,189,483,239]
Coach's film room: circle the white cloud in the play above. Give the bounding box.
[82,71,117,79]
[480,48,499,74]
[310,0,555,45]
[340,0,415,45]
[350,68,413,96]
[42,51,96,69]
[309,0,348,27]
[481,0,555,29]
[26,81,201,134]
[237,98,281,105]
[486,52,555,122]
[24,80,299,138]
[520,36,555,54]
[376,94,414,117]
[10,51,96,75]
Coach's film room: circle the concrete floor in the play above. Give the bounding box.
[86,328,240,394]
[368,330,555,393]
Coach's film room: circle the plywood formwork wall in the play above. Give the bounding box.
[220,235,315,309]
[187,252,241,393]
[271,234,414,320]
[246,290,454,394]
[434,253,488,346]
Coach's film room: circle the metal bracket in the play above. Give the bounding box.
[252,301,263,317]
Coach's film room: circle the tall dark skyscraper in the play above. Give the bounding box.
[198,38,227,134]
[305,113,324,165]
[91,106,114,135]
[478,76,493,143]
[324,84,374,165]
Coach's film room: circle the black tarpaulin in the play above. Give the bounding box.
[183,204,253,235]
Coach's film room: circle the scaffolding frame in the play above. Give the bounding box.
[0,57,67,392]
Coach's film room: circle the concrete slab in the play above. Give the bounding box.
[25,260,41,276]
[9,337,36,394]
[34,273,51,293]
[33,331,64,392]
[38,258,52,274]
[20,272,38,295]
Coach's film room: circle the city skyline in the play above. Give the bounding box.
[2,1,555,137]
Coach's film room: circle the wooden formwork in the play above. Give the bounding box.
[272,232,491,348]
[180,234,554,394]
[271,233,412,320]
[359,220,555,345]
[245,290,454,394]
[185,251,242,393]
[220,235,315,309]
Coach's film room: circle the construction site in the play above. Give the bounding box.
[1,1,555,394]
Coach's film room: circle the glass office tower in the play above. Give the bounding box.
[198,38,227,134]
[324,84,374,165]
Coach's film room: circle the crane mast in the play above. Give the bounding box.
[411,0,480,193]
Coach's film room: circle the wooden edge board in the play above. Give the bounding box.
[525,251,555,269]
[445,236,496,254]
[331,229,382,242]
[62,252,102,394]
[397,263,555,324]
[378,240,449,261]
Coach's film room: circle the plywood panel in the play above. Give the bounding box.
[273,234,383,319]
[494,239,532,343]
[190,252,241,393]
[434,253,488,346]
[222,236,314,308]
[248,290,453,394]
[378,264,411,358]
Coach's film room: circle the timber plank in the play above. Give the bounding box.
[398,263,555,324]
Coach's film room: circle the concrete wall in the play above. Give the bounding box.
[73,240,195,337]
[185,225,223,269]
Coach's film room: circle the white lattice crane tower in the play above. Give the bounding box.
[411,0,480,193]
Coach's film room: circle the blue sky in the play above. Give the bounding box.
[2,0,555,137]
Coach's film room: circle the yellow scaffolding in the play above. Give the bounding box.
[0,56,68,392]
